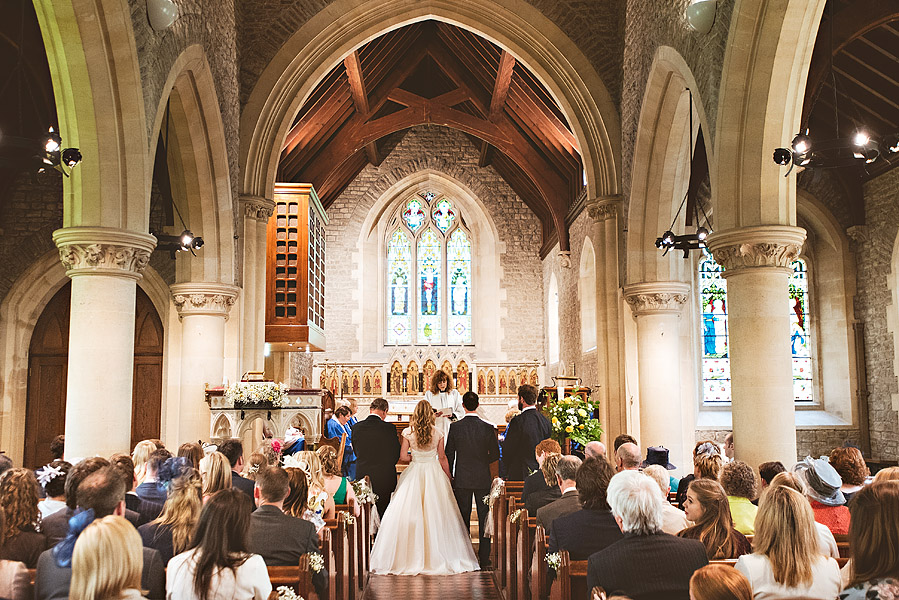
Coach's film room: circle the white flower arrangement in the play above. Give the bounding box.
[308,552,325,573]
[510,508,523,523]
[276,586,304,600]
[483,477,503,507]
[225,382,288,407]
[545,552,562,571]
[351,479,379,505]
[339,511,356,525]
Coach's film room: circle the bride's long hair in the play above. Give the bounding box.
[411,400,435,448]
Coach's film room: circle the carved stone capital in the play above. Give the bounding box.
[706,226,806,277]
[558,251,572,269]
[239,195,275,222]
[170,283,240,319]
[846,225,869,245]
[52,227,157,280]
[623,282,691,316]
[586,195,622,222]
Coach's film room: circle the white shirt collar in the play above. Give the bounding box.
[521,405,536,412]
[463,412,479,418]
[561,484,578,495]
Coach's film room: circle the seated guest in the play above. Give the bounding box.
[177,443,204,469]
[766,472,839,559]
[110,453,163,525]
[522,439,562,504]
[736,486,840,600]
[219,439,255,497]
[36,460,71,519]
[248,466,326,598]
[70,515,144,600]
[613,434,638,452]
[296,451,336,525]
[548,458,623,561]
[199,451,233,503]
[829,446,869,504]
[536,455,583,535]
[49,435,65,461]
[166,489,272,600]
[755,461,786,505]
[641,446,680,493]
[0,454,11,478]
[615,443,641,472]
[690,563,753,600]
[135,448,172,505]
[525,452,562,514]
[720,461,758,535]
[132,440,157,487]
[40,457,109,546]
[255,439,282,466]
[0,468,47,568]
[282,467,311,520]
[678,479,751,559]
[839,482,899,599]
[0,511,29,600]
[643,465,689,535]
[281,427,305,457]
[873,467,899,484]
[676,441,722,510]
[587,470,708,600]
[585,441,606,460]
[139,459,201,564]
[34,467,165,600]
[317,446,359,515]
[242,453,266,482]
[794,456,851,535]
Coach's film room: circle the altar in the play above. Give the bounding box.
[205,387,324,444]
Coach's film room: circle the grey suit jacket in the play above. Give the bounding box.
[248,504,327,597]
[35,545,165,600]
[536,489,581,534]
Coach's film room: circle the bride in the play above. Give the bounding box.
[369,400,480,575]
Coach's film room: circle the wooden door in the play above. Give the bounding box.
[130,288,164,448]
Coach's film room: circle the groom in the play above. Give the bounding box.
[445,391,500,567]
[352,397,401,519]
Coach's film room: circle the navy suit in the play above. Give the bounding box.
[231,471,256,497]
[445,413,500,564]
[502,407,551,481]
[134,481,167,505]
[548,508,623,560]
[352,414,401,518]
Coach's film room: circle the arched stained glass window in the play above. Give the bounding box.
[699,251,815,403]
[386,192,473,345]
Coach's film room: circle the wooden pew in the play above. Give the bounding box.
[504,496,521,600]
[530,525,548,600]
[492,481,510,589]
[356,481,373,589]
[834,533,850,558]
[506,480,525,501]
[267,554,316,600]
[322,515,353,600]
[320,520,337,600]
[514,510,534,600]
[550,551,587,600]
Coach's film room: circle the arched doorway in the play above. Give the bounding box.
[24,283,163,467]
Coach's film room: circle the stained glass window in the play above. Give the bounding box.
[386,230,412,344]
[790,259,813,402]
[447,229,472,344]
[386,192,473,345]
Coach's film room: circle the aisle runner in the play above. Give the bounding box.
[362,572,501,600]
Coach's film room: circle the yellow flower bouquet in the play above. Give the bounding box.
[545,394,602,446]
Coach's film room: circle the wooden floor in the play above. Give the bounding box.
[361,571,501,599]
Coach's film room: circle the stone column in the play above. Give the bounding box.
[171,283,239,445]
[239,196,275,374]
[586,196,627,444]
[623,282,691,472]
[53,227,156,460]
[707,225,806,469]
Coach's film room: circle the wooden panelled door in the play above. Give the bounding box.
[24,283,164,467]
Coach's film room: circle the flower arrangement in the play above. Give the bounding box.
[545,552,562,571]
[339,511,356,525]
[225,382,288,407]
[510,508,523,524]
[276,586,304,600]
[308,552,325,574]
[351,479,379,505]
[483,477,504,507]
[546,393,603,446]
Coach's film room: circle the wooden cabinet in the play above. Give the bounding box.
[266,183,327,351]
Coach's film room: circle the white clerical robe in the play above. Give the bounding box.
[424,389,464,437]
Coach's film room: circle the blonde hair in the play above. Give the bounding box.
[767,471,806,494]
[754,485,819,588]
[199,452,232,497]
[689,563,752,600]
[411,400,435,448]
[70,515,143,600]
[132,440,156,483]
[153,470,202,555]
[317,446,341,477]
[541,453,562,486]
[299,451,326,499]
[873,466,899,484]
[243,452,266,481]
[694,454,723,480]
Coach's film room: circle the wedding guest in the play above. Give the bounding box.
[794,456,851,535]
[641,447,680,492]
[613,434,638,452]
[110,453,164,526]
[756,461,786,504]
[690,563,753,600]
[0,511,29,600]
[0,468,47,568]
[218,439,255,497]
[282,468,310,520]
[522,439,562,506]
[254,439,281,466]
[677,441,722,510]
[614,443,641,472]
[0,454,11,479]
[526,453,563,514]
[829,446,869,503]
[766,471,839,559]
[135,448,172,505]
[242,453,266,481]
[281,428,305,457]
[40,457,109,546]
[36,460,71,519]
[873,467,899,484]
[838,482,899,599]
[736,486,841,599]
[132,440,156,487]
[643,465,689,535]
[536,455,583,534]
[720,461,758,535]
[297,451,335,524]
[139,460,201,564]
[678,479,751,559]
[166,489,271,600]
[70,515,143,600]
[502,384,551,481]
[177,443,204,469]
[199,452,232,503]
[318,445,359,515]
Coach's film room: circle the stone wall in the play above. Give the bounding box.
[320,125,544,362]
[695,428,863,464]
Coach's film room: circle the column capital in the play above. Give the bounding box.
[846,225,870,245]
[239,195,275,222]
[623,281,691,316]
[52,227,156,280]
[170,282,240,319]
[586,195,622,222]
[706,225,806,277]
[558,251,572,269]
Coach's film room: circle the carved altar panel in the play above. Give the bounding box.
[407,361,419,394]
[457,360,469,393]
[423,360,436,390]
[373,371,382,395]
[498,370,508,395]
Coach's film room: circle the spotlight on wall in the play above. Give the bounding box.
[147,0,178,31]
[61,148,82,168]
[686,0,717,35]
[43,127,61,153]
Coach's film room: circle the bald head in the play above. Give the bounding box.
[585,441,606,460]
[615,442,641,471]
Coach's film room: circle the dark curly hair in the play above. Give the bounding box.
[720,460,758,500]
[830,446,869,487]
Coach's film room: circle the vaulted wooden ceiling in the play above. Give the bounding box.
[277,21,583,252]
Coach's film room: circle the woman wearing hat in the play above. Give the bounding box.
[794,456,851,535]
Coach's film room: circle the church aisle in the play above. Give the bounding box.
[361,572,502,599]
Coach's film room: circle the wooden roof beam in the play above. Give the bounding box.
[344,51,381,166]
[480,51,515,167]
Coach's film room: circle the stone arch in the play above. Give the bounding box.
[627,47,712,285]
[148,46,236,284]
[239,0,620,207]
[213,413,234,439]
[358,168,504,356]
[713,0,827,231]
[33,1,150,230]
[579,236,597,353]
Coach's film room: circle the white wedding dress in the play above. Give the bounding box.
[369,426,480,575]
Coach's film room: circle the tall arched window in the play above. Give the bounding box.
[699,252,814,403]
[386,192,473,345]
[579,240,597,352]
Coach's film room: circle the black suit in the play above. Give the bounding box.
[548,508,623,561]
[232,471,256,497]
[586,533,708,600]
[501,407,551,481]
[35,545,165,600]
[126,492,163,525]
[352,414,401,518]
[522,470,548,504]
[445,413,499,564]
[248,504,326,597]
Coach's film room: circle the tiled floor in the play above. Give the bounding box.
[361,571,502,599]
